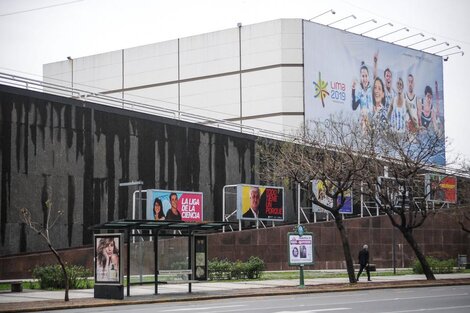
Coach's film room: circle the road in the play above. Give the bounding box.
[39,285,470,313]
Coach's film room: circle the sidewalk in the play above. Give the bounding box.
[1,273,469,313]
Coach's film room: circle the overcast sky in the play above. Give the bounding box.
[1,0,469,164]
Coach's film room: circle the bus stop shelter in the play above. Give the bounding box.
[92,219,231,298]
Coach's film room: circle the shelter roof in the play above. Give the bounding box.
[91,219,232,234]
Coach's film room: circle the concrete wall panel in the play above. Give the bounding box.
[124,40,179,88]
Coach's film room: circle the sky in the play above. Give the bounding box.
[0,0,469,165]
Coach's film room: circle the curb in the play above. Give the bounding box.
[1,278,469,313]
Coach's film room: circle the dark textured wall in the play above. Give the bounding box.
[0,84,269,256]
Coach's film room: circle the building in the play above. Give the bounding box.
[43,19,446,168]
[44,19,305,135]
[0,18,455,269]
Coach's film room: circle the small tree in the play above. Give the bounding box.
[258,115,370,283]
[361,120,447,280]
[456,206,470,233]
[455,161,470,233]
[20,200,69,301]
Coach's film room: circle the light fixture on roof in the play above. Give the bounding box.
[407,37,436,47]
[360,22,393,36]
[422,41,449,51]
[435,45,461,54]
[344,19,377,31]
[443,51,464,61]
[392,32,424,44]
[309,9,335,21]
[327,14,356,27]
[376,27,409,40]
[67,56,72,60]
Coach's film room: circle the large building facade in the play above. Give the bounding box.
[44,19,305,135]
[44,19,446,164]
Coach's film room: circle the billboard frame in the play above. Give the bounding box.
[311,180,353,214]
[287,232,314,266]
[236,184,285,222]
[424,173,457,204]
[94,233,124,285]
[146,189,204,222]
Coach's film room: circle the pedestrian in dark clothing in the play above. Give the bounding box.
[357,244,371,282]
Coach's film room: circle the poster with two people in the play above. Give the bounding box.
[146,189,203,222]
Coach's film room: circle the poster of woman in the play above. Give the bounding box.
[94,234,122,284]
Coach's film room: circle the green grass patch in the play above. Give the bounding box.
[0,281,41,291]
[259,269,414,280]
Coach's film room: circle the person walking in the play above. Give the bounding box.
[357,244,371,282]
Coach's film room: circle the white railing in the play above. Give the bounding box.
[0,71,294,143]
[0,71,465,179]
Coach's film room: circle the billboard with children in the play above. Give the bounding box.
[146,189,203,222]
[303,21,445,165]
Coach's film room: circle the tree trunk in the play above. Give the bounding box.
[401,229,436,280]
[49,244,70,301]
[334,216,357,283]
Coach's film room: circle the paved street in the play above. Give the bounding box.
[1,273,469,312]
[33,285,470,313]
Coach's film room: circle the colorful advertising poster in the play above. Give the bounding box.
[236,184,284,221]
[425,174,457,203]
[303,21,445,165]
[94,234,123,284]
[288,233,314,266]
[146,189,203,222]
[312,180,353,214]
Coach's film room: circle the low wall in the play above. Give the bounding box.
[1,212,468,279]
[208,212,469,271]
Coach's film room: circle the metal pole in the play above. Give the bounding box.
[154,230,159,295]
[138,185,143,285]
[360,182,364,217]
[139,240,143,284]
[238,22,242,132]
[299,264,305,288]
[138,184,142,218]
[188,231,193,293]
[392,226,396,274]
[222,186,226,232]
[127,229,131,297]
[297,183,301,225]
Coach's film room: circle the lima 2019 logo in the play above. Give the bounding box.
[313,72,346,107]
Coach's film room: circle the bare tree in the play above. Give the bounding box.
[456,206,470,233]
[20,200,69,301]
[454,161,470,233]
[258,115,371,283]
[360,120,447,280]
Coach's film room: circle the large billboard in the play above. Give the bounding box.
[425,174,457,203]
[236,184,284,221]
[146,189,203,222]
[303,21,445,165]
[312,180,352,214]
